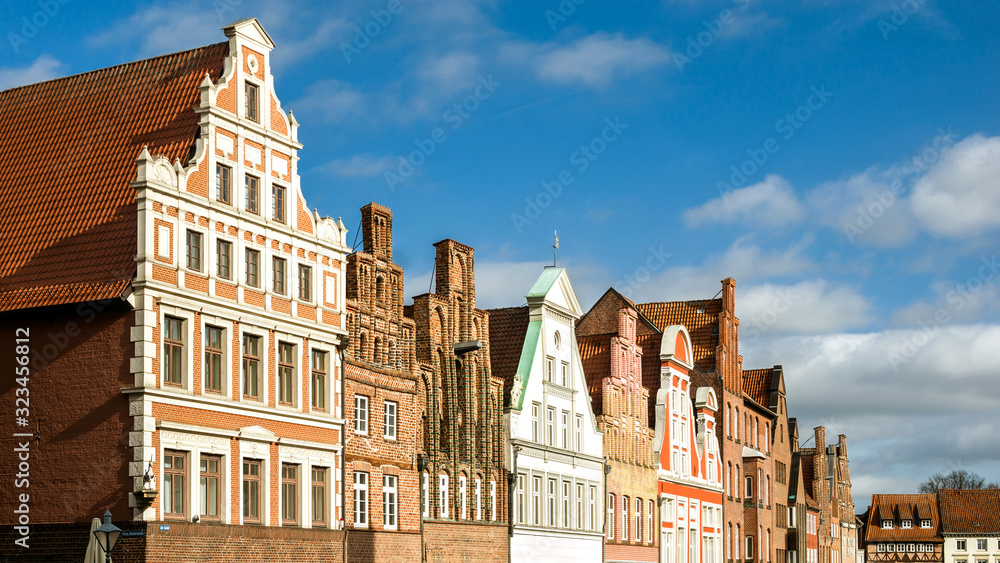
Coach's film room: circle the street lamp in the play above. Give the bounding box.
[93,509,121,563]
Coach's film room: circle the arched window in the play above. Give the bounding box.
[747,534,754,562]
[373,337,381,364]
[608,494,616,539]
[766,476,771,505]
[359,332,367,360]
[735,464,741,499]
[765,422,770,453]
[376,276,386,305]
[745,476,754,499]
[727,403,732,437]
[727,523,733,559]
[735,524,741,559]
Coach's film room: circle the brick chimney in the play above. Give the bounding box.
[360,202,392,260]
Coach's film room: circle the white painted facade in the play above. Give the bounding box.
[504,268,605,562]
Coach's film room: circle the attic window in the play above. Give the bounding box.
[902,519,912,529]
[696,308,706,314]
[245,82,259,122]
[920,519,931,528]
[882,519,893,529]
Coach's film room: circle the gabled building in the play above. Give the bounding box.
[0,19,350,561]
[487,268,605,562]
[800,428,856,563]
[938,489,1000,563]
[863,494,942,563]
[410,239,509,561]
[653,324,725,563]
[576,290,660,562]
[342,203,422,560]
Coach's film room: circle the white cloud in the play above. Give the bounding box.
[505,33,672,88]
[684,174,805,228]
[911,134,1000,238]
[87,5,218,56]
[417,50,481,95]
[807,168,917,247]
[889,272,1000,327]
[0,55,62,90]
[738,279,873,340]
[290,79,366,124]
[316,154,397,178]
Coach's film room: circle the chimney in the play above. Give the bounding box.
[721,277,736,317]
[360,203,393,260]
[433,239,474,304]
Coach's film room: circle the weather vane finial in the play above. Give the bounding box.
[553,230,559,267]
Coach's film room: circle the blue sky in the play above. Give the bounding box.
[4,0,999,506]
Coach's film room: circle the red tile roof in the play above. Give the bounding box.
[485,306,530,405]
[743,368,773,407]
[939,489,1000,534]
[865,494,941,542]
[0,43,229,311]
[635,299,722,370]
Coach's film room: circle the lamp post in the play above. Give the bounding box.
[93,509,121,563]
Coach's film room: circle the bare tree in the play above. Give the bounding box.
[919,469,999,493]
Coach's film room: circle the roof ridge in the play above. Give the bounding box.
[0,41,228,95]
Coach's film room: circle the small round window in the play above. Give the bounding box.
[554,331,562,350]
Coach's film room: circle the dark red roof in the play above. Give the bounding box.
[865,494,941,542]
[485,306,530,405]
[0,42,229,311]
[743,368,773,407]
[577,333,611,417]
[939,489,1000,534]
[636,299,721,370]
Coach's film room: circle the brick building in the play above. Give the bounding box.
[342,203,422,561]
[862,494,942,563]
[410,239,509,561]
[488,267,606,562]
[577,297,660,563]
[799,428,856,563]
[1,19,350,561]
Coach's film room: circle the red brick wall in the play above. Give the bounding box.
[422,521,508,563]
[345,529,421,562]
[0,306,133,524]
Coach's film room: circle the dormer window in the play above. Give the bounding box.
[245,82,259,122]
[882,519,893,529]
[902,520,912,529]
[920,519,931,528]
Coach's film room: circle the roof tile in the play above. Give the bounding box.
[938,489,1000,534]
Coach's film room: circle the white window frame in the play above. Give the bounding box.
[491,480,497,522]
[516,474,525,524]
[383,474,397,530]
[354,395,369,435]
[353,471,369,527]
[439,474,449,519]
[422,472,429,518]
[474,478,482,520]
[384,401,397,440]
[459,475,467,520]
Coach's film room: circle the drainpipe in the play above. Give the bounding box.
[418,453,427,563]
[603,460,612,563]
[507,445,521,563]
[338,345,348,563]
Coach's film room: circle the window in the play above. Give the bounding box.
[491,480,497,521]
[354,395,369,434]
[199,455,220,521]
[560,411,568,448]
[902,519,912,529]
[215,163,231,204]
[546,407,555,446]
[920,519,931,528]
[311,351,327,411]
[163,316,183,386]
[635,497,642,541]
[532,476,541,525]
[245,81,259,122]
[277,342,295,406]
[186,230,202,271]
[163,450,186,518]
[908,544,916,553]
[245,248,260,287]
[422,472,429,518]
[475,478,482,520]
[561,361,568,386]
[623,495,630,540]
[217,240,232,279]
[384,401,397,440]
[516,474,525,524]
[546,357,554,381]
[882,519,893,529]
[956,540,966,551]
[648,500,655,543]
[747,536,754,562]
[562,481,570,528]
[575,415,583,451]
[273,257,286,294]
[531,403,540,442]
[548,479,557,526]
[273,184,286,223]
[312,467,327,527]
[383,475,397,530]
[746,476,754,499]
[766,476,771,504]
[245,174,259,214]
[459,475,467,520]
[576,483,584,529]
[439,474,449,518]
[204,326,223,394]
[765,422,770,453]
[977,539,987,551]
[298,265,312,301]
[353,472,369,527]
[281,464,298,525]
[242,334,261,400]
[589,486,596,532]
[878,544,886,553]
[242,459,261,524]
